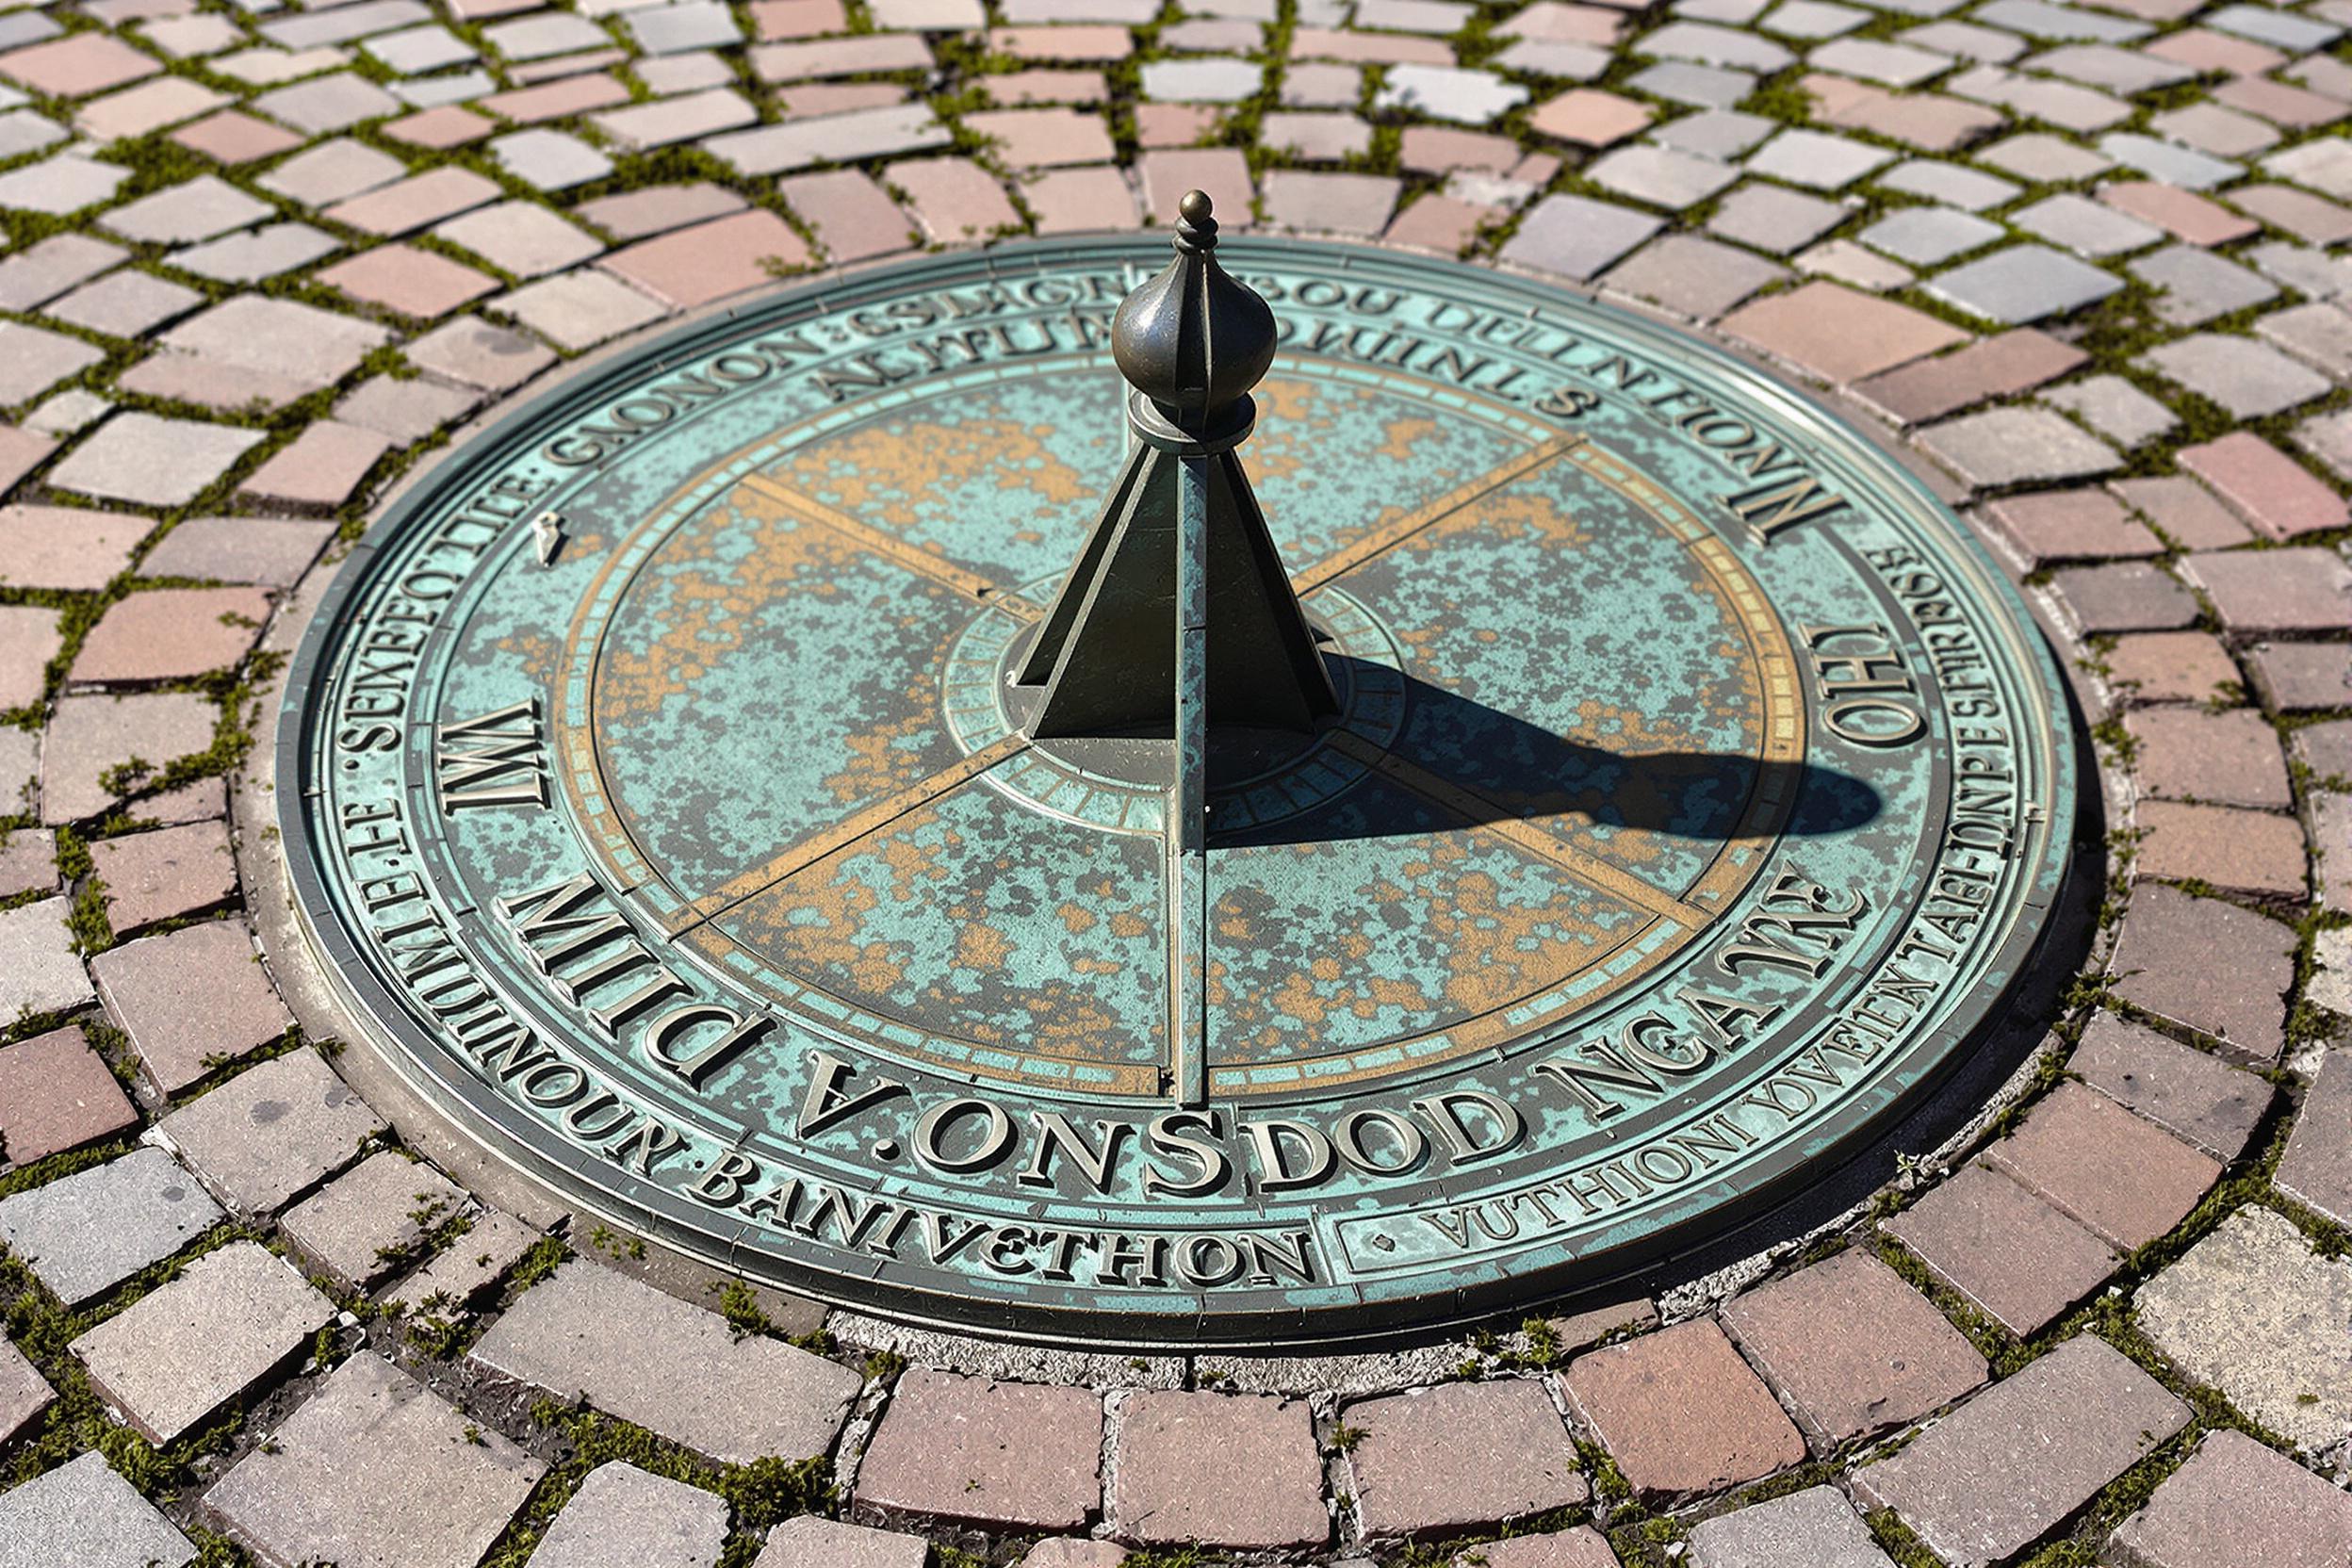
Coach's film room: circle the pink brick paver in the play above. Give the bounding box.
[2110,1429,2352,1568]
[71,587,271,685]
[1342,1378,1587,1538]
[1021,166,1141,234]
[2100,181,2260,246]
[1111,1391,1328,1550]
[1981,1083,2221,1251]
[892,156,1022,243]
[1720,1249,1986,1448]
[1137,149,1255,228]
[2132,801,2310,901]
[1854,329,2086,426]
[1529,88,1652,146]
[1983,488,2160,564]
[1883,1162,2120,1336]
[0,605,61,710]
[1560,1319,1805,1497]
[1721,282,1968,384]
[780,170,916,262]
[2104,631,2239,704]
[1469,1529,1623,1567]
[91,919,296,1095]
[318,244,500,319]
[88,819,237,935]
[2177,433,2349,539]
[0,32,159,96]
[855,1368,1102,1529]
[324,166,503,237]
[0,1025,138,1166]
[172,109,303,164]
[240,422,393,511]
[2126,706,2292,809]
[599,209,810,308]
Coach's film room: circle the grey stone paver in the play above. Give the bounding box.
[491,126,613,189]
[2132,243,2277,327]
[706,102,951,175]
[2041,376,2176,448]
[532,1462,729,1568]
[0,1146,226,1305]
[1374,63,1529,122]
[2141,335,2330,419]
[754,1516,928,1568]
[1499,192,1662,279]
[0,1451,195,1568]
[0,895,92,1019]
[506,269,670,350]
[1587,144,1737,208]
[382,1206,538,1315]
[435,199,604,276]
[1877,159,2017,211]
[46,411,262,506]
[469,1259,861,1464]
[0,233,125,312]
[2274,1047,2352,1231]
[1745,127,1893,188]
[1917,406,2118,487]
[205,1351,544,1568]
[405,314,558,391]
[1927,243,2122,323]
[99,175,270,244]
[0,323,103,404]
[2012,192,2162,256]
[154,1048,385,1216]
[1689,1485,1895,1568]
[1852,1336,2189,1567]
[279,1149,468,1290]
[45,270,204,337]
[1707,183,1845,253]
[0,156,131,216]
[170,222,343,284]
[70,1240,335,1445]
[2135,1207,2352,1452]
[1858,206,2001,265]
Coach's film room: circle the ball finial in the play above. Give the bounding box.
[1109,190,1276,431]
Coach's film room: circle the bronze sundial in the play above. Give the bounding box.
[278,196,2075,1348]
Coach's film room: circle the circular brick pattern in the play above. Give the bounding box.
[1,0,2347,1563]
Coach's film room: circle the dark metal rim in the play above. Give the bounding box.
[275,236,2083,1350]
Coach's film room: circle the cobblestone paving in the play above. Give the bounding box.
[0,0,2347,1555]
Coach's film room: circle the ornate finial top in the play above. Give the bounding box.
[1111,190,1277,433]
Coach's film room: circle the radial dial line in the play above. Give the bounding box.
[670,732,1032,934]
[741,472,1044,619]
[1323,728,1710,927]
[1287,432,1589,596]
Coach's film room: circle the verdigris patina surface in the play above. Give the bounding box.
[279,225,2073,1348]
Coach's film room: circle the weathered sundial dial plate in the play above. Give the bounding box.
[280,225,2074,1348]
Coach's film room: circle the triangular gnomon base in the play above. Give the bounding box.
[1017,442,1340,740]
